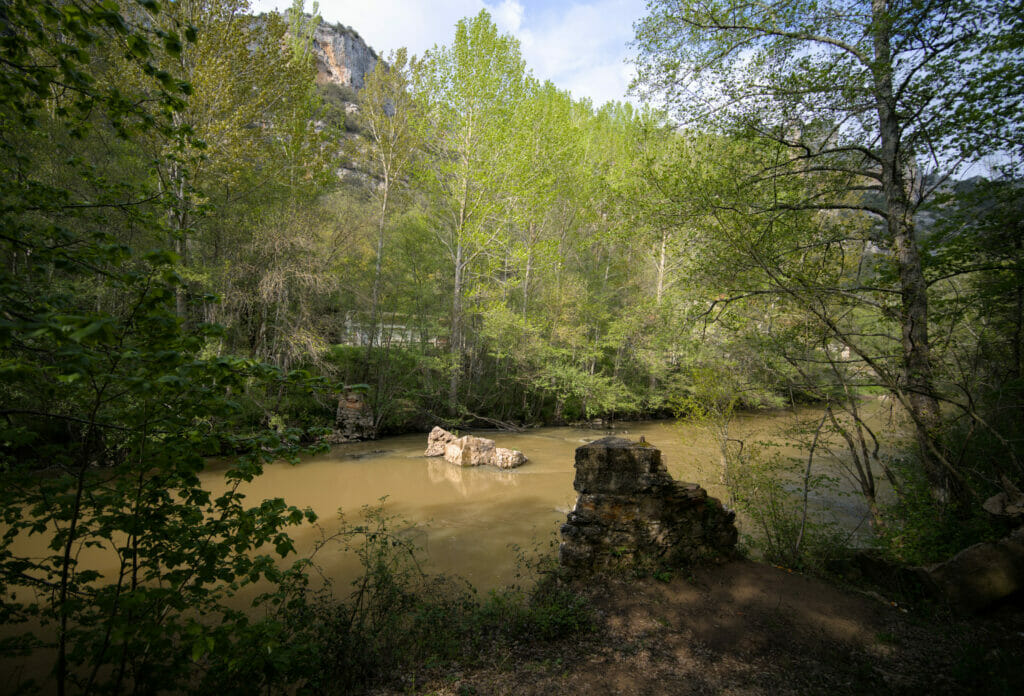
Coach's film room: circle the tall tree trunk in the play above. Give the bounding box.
[370,173,390,351]
[449,243,463,409]
[522,224,534,319]
[1013,235,1023,382]
[655,230,668,306]
[872,0,950,502]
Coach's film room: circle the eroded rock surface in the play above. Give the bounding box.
[494,447,527,469]
[560,437,737,573]
[423,427,527,469]
[312,22,378,89]
[424,426,457,457]
[328,388,374,443]
[444,435,496,468]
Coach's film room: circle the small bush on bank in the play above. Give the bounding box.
[873,455,1006,566]
[729,448,850,572]
[204,503,595,694]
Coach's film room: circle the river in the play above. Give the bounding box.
[224,400,903,592]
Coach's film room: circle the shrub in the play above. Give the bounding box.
[248,505,594,694]
[873,454,1005,566]
[729,448,850,571]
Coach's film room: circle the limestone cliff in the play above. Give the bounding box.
[312,22,379,90]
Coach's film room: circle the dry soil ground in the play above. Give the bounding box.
[376,558,1024,695]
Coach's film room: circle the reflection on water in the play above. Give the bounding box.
[426,457,522,493]
[216,399,904,591]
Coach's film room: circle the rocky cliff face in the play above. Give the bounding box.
[312,22,378,90]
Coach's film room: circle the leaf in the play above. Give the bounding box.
[68,320,107,343]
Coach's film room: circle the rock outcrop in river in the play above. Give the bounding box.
[424,426,528,469]
[560,436,737,573]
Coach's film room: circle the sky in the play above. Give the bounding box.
[248,0,648,107]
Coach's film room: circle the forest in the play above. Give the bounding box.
[1,0,1022,693]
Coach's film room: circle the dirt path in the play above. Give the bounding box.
[379,559,1024,695]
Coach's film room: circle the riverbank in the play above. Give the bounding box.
[369,558,1024,695]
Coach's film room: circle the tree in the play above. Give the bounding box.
[136,0,329,329]
[352,47,421,343]
[411,10,530,409]
[633,0,1021,503]
[0,1,325,691]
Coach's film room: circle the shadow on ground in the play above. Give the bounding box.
[373,558,1024,695]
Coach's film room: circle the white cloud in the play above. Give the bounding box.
[490,0,525,34]
[516,0,644,105]
[247,0,646,106]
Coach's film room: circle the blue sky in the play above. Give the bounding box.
[249,0,648,106]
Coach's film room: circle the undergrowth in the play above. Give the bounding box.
[873,454,1006,566]
[729,447,852,572]
[201,502,595,694]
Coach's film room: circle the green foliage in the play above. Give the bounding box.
[476,577,593,643]
[0,1,335,691]
[633,0,1024,507]
[4,4,1022,690]
[254,504,594,694]
[729,448,849,571]
[873,456,1005,566]
[326,343,447,433]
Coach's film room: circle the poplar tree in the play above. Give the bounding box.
[354,47,420,340]
[411,10,529,409]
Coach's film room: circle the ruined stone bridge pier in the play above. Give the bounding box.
[559,437,738,572]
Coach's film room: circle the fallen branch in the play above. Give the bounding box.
[464,411,525,432]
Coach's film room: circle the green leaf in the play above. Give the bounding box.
[68,320,106,343]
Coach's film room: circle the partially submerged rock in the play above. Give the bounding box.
[444,435,496,467]
[424,426,457,457]
[494,447,527,469]
[424,427,528,469]
[560,436,737,573]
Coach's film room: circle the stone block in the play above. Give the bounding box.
[573,437,672,495]
[424,426,457,457]
[494,447,528,469]
[443,435,496,467]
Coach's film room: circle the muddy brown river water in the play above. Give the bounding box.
[4,401,905,606]
[224,400,903,591]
